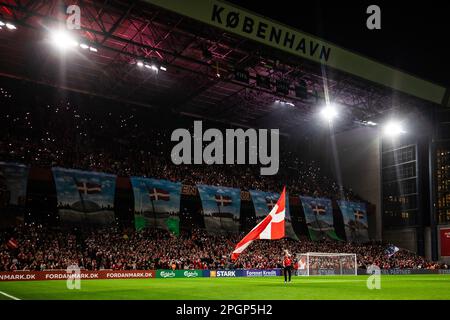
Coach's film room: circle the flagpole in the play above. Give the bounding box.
[313,208,324,240]
[139,189,143,230]
[353,210,360,243]
[217,197,222,231]
[72,176,87,223]
[140,190,142,217]
[150,197,156,228]
[146,184,157,228]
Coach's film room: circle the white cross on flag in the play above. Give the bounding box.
[149,188,170,201]
[354,210,365,220]
[76,181,101,195]
[231,187,286,261]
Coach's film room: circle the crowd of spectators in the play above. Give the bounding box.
[0,82,361,201]
[0,225,446,272]
[0,80,440,274]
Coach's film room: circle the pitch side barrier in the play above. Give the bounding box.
[0,269,282,281]
[357,268,450,275]
[2,268,448,281]
[156,269,282,278]
[0,270,156,281]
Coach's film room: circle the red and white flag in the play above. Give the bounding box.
[231,187,286,261]
[7,238,18,250]
[76,181,102,195]
[149,188,170,201]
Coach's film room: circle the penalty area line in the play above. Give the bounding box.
[0,290,21,300]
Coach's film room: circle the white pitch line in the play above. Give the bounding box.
[0,291,21,300]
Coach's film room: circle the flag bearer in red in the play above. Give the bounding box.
[283,250,292,283]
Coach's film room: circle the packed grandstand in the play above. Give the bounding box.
[0,80,448,272]
[0,81,359,199]
[1,226,447,272]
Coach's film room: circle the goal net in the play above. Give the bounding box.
[296,252,357,276]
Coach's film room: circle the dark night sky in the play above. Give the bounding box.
[228,0,450,87]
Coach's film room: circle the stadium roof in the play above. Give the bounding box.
[0,0,446,133]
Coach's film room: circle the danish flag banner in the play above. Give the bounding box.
[197,185,241,234]
[231,187,286,261]
[130,177,182,231]
[52,167,116,225]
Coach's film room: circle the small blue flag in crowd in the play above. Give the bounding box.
[386,244,400,257]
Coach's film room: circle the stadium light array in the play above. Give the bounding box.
[357,120,378,127]
[50,29,78,51]
[0,21,17,31]
[136,60,166,73]
[320,103,338,122]
[275,99,295,107]
[382,120,406,137]
[49,29,98,53]
[79,43,97,52]
[6,23,16,30]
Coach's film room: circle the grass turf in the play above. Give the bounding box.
[1,275,450,300]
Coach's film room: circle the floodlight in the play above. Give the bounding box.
[383,120,406,137]
[6,23,16,30]
[320,103,338,121]
[50,29,78,51]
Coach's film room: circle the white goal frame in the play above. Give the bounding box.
[297,252,357,276]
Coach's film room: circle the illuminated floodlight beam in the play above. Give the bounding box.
[6,23,16,30]
[50,29,78,51]
[320,103,338,122]
[383,120,406,137]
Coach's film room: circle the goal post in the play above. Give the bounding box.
[296,252,357,276]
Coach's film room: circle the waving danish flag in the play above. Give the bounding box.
[231,187,286,261]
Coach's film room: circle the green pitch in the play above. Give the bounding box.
[1,275,450,300]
